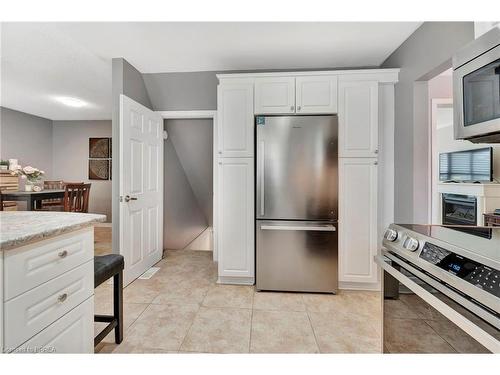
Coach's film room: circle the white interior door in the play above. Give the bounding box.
[120,95,163,286]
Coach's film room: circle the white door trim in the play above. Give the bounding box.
[158,110,218,263]
[158,110,217,119]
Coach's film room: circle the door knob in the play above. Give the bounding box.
[124,195,138,202]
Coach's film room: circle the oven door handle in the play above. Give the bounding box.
[375,254,500,353]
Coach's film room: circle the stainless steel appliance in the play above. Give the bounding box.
[453,27,500,143]
[376,224,500,353]
[256,115,338,293]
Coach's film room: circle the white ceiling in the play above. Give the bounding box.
[1,22,422,120]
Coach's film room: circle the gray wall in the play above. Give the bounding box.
[112,58,153,253]
[165,119,213,226]
[381,22,474,222]
[52,120,112,221]
[0,107,53,178]
[143,71,218,111]
[164,136,207,249]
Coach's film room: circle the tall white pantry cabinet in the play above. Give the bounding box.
[216,69,398,290]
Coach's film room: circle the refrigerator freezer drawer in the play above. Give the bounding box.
[256,221,338,293]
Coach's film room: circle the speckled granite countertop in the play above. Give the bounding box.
[0,212,106,250]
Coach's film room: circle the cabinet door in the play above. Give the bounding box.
[217,83,254,157]
[296,75,338,114]
[4,260,93,350]
[13,298,93,354]
[254,77,295,114]
[339,81,378,157]
[339,158,378,284]
[217,158,254,281]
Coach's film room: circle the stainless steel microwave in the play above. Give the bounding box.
[453,27,500,143]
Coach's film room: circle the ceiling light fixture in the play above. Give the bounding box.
[55,96,88,108]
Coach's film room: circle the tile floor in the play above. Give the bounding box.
[94,231,382,354]
[94,226,112,256]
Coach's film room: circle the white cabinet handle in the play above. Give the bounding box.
[57,293,68,303]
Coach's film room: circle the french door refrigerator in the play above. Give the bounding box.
[256,115,338,293]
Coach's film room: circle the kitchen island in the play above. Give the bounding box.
[0,211,105,353]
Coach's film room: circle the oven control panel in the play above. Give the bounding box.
[420,242,500,298]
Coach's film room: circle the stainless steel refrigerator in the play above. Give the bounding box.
[256,115,338,293]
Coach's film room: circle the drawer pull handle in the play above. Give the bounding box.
[58,250,68,258]
[58,293,68,303]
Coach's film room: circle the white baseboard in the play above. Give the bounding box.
[339,281,381,292]
[217,276,255,285]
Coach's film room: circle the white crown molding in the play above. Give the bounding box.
[216,68,400,83]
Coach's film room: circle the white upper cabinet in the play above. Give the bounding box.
[254,77,295,114]
[338,158,378,284]
[338,80,379,157]
[217,82,254,157]
[296,75,338,114]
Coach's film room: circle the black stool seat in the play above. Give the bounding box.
[94,254,124,287]
[94,254,124,347]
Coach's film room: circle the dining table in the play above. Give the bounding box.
[1,189,65,211]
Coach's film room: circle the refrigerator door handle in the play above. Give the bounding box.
[260,224,336,232]
[259,140,265,216]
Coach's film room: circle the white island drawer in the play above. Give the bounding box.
[4,228,93,300]
[4,260,94,350]
[12,297,94,354]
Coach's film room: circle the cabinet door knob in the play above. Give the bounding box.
[297,106,301,111]
[374,149,379,154]
[374,161,378,166]
[290,106,294,111]
[58,250,68,258]
[58,293,68,303]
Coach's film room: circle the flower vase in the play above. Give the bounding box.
[25,183,33,192]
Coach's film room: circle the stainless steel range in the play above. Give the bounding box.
[376,224,500,353]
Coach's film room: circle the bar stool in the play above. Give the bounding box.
[94,254,124,346]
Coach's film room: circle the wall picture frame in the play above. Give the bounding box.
[89,137,111,158]
[88,159,110,180]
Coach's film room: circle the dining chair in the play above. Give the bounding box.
[63,183,91,213]
[0,189,17,211]
[38,180,65,210]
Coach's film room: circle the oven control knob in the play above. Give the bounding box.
[403,236,419,252]
[384,229,398,242]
